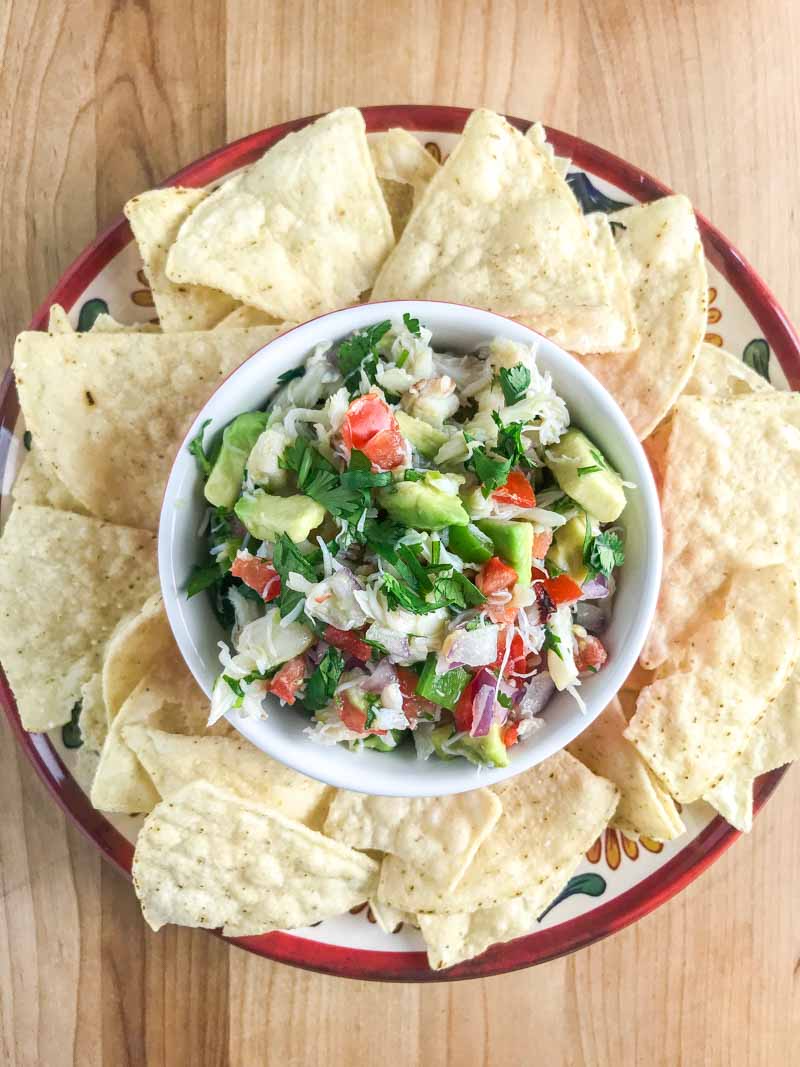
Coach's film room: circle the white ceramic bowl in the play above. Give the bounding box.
[159,301,662,797]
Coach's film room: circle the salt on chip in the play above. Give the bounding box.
[369,128,439,238]
[418,858,582,971]
[124,187,239,330]
[704,663,800,831]
[567,698,684,841]
[0,506,157,731]
[639,392,800,669]
[372,108,638,354]
[626,565,800,802]
[14,324,286,530]
[123,725,333,830]
[683,341,772,398]
[577,195,708,438]
[165,108,394,321]
[323,788,502,891]
[132,780,379,935]
[378,751,618,914]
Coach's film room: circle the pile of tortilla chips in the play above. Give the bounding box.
[1,106,797,972]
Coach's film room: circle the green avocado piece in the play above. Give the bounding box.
[378,480,469,531]
[204,411,269,508]
[364,730,404,751]
[431,723,457,760]
[454,723,509,768]
[548,429,626,522]
[476,518,534,590]
[395,411,448,459]
[547,515,589,583]
[234,491,325,543]
[448,523,494,564]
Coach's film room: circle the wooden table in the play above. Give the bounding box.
[2,1,799,1063]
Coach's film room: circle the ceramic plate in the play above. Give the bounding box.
[1,106,796,982]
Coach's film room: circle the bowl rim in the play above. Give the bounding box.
[158,298,663,798]
[0,104,795,981]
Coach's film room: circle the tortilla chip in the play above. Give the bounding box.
[704,663,800,831]
[577,195,708,438]
[418,859,582,970]
[11,447,90,516]
[323,788,502,891]
[0,506,157,731]
[567,698,684,841]
[639,393,800,669]
[103,593,172,723]
[14,324,286,530]
[683,342,773,399]
[369,129,439,238]
[132,780,379,934]
[123,725,333,830]
[369,899,415,935]
[78,672,106,751]
[214,305,281,330]
[372,108,638,354]
[626,565,800,802]
[525,122,570,178]
[378,751,618,914]
[124,187,239,330]
[165,108,394,321]
[47,304,73,333]
[90,313,161,333]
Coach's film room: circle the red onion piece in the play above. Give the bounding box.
[580,575,609,600]
[470,684,497,737]
[360,659,398,692]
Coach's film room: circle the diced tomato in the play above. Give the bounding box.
[361,427,408,471]
[341,393,395,453]
[231,554,281,601]
[476,556,518,595]
[268,656,306,705]
[492,471,536,508]
[338,694,386,735]
[531,530,553,560]
[531,566,548,582]
[395,666,436,726]
[492,630,527,674]
[574,634,608,673]
[453,674,478,734]
[323,625,372,662]
[502,722,519,748]
[541,574,583,605]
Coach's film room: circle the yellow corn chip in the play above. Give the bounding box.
[683,342,772,398]
[46,304,73,333]
[577,195,708,438]
[165,108,394,321]
[214,305,281,330]
[102,593,172,724]
[124,187,239,330]
[626,565,800,802]
[372,109,638,354]
[14,324,286,530]
[0,506,157,731]
[77,672,106,751]
[640,393,800,668]
[90,313,161,333]
[323,788,502,891]
[369,128,439,238]
[11,447,89,516]
[132,780,379,935]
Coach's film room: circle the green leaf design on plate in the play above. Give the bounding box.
[566,173,630,216]
[537,872,607,921]
[742,338,771,382]
[61,700,83,749]
[77,297,110,333]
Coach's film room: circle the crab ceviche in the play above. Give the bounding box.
[187,315,629,767]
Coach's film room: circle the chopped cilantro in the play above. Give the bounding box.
[403,469,426,482]
[468,445,512,496]
[188,418,214,477]
[492,414,534,469]
[187,562,224,597]
[497,692,513,710]
[549,495,576,515]
[61,701,83,748]
[396,348,410,368]
[544,557,565,578]
[281,437,367,521]
[589,447,609,471]
[337,320,392,390]
[430,540,441,565]
[465,615,489,631]
[273,534,317,584]
[276,366,306,386]
[586,530,625,578]
[543,626,564,660]
[340,468,392,490]
[381,573,442,615]
[402,312,421,336]
[499,363,531,406]
[577,464,603,477]
[431,570,486,610]
[303,647,344,713]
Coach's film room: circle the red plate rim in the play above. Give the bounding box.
[0,104,796,982]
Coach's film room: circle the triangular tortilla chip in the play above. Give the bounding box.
[124,187,239,330]
[47,304,73,333]
[12,446,89,516]
[14,324,286,530]
[165,108,394,320]
[214,305,281,330]
[567,698,684,840]
[577,195,708,438]
[683,341,772,398]
[372,108,638,354]
[102,593,173,724]
[369,128,439,238]
[0,506,157,731]
[639,392,800,669]
[626,565,800,802]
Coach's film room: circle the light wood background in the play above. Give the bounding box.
[1,1,799,1064]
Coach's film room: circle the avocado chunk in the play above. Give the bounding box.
[455,723,510,768]
[548,429,626,522]
[395,411,448,459]
[476,518,534,590]
[431,723,457,760]
[364,730,404,751]
[235,490,325,543]
[448,523,494,564]
[547,515,589,583]
[204,411,269,508]
[378,480,469,531]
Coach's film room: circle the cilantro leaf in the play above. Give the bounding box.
[403,469,426,482]
[402,312,421,337]
[304,470,367,521]
[587,530,625,578]
[381,574,443,615]
[396,348,410,368]
[492,414,534,469]
[303,647,344,713]
[468,445,512,497]
[577,464,603,477]
[337,321,392,390]
[272,534,318,584]
[340,468,392,490]
[188,419,213,477]
[61,700,83,749]
[543,557,565,578]
[276,366,306,386]
[431,570,486,610]
[187,562,224,597]
[499,363,531,406]
[543,626,563,660]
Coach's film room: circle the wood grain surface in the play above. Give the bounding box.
[1,1,799,1064]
